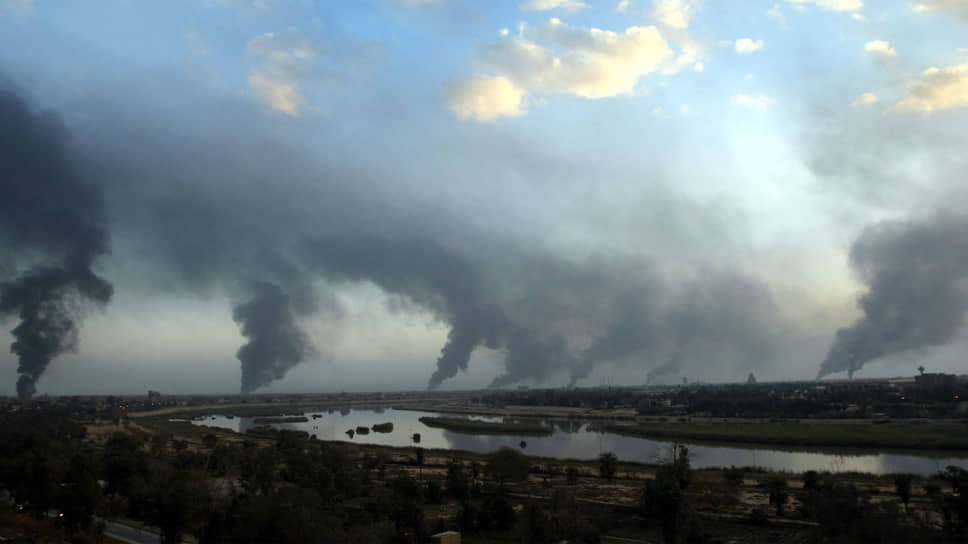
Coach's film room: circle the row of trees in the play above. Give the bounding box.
[2,410,965,543]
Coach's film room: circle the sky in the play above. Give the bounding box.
[0,0,967,397]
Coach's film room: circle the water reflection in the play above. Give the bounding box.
[191,408,967,476]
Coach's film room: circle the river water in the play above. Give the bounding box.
[189,408,968,475]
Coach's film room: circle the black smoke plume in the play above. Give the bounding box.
[0,86,112,399]
[304,235,513,388]
[646,353,680,385]
[818,215,968,378]
[234,281,313,394]
[0,68,795,394]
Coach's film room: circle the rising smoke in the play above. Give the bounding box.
[646,353,681,385]
[818,214,968,378]
[234,281,314,394]
[1,69,799,395]
[0,87,113,399]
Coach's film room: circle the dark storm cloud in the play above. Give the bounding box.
[0,85,112,398]
[818,214,968,378]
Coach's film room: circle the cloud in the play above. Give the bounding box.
[851,92,878,106]
[787,0,863,12]
[616,0,631,13]
[893,64,968,113]
[652,0,700,30]
[245,31,317,116]
[734,38,765,54]
[449,18,674,120]
[490,19,671,98]
[851,12,867,20]
[391,0,444,6]
[864,40,897,60]
[732,94,776,110]
[446,75,526,121]
[521,0,589,12]
[767,3,787,25]
[912,1,968,22]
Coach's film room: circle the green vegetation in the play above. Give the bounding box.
[419,416,552,436]
[2,405,967,544]
[599,420,968,451]
[372,422,394,433]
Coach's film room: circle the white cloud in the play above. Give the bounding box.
[521,0,589,12]
[732,94,777,110]
[893,63,968,113]
[767,3,787,25]
[786,0,863,12]
[652,0,700,30]
[734,38,765,54]
[912,1,968,22]
[449,19,677,120]
[485,19,672,99]
[616,0,631,13]
[851,12,867,20]
[246,31,318,116]
[446,75,526,121]
[851,92,879,106]
[864,39,897,60]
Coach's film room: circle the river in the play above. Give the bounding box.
[189,407,968,475]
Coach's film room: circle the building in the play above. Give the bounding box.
[915,373,956,392]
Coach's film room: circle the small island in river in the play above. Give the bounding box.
[419,416,552,436]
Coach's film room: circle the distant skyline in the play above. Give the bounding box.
[1,0,967,396]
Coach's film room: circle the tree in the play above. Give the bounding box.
[146,465,211,544]
[445,460,470,501]
[642,471,685,544]
[894,474,913,509]
[768,477,789,516]
[57,452,101,533]
[802,470,820,491]
[598,452,618,482]
[723,466,744,490]
[486,447,531,486]
[641,447,697,544]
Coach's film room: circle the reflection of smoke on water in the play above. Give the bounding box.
[552,420,584,433]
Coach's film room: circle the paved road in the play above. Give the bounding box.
[103,520,162,544]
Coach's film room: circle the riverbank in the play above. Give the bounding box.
[119,412,956,544]
[598,420,968,451]
[418,416,553,436]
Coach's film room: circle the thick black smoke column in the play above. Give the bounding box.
[0,87,113,399]
[234,281,313,394]
[818,215,968,378]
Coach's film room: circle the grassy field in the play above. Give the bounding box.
[419,416,553,436]
[599,420,968,451]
